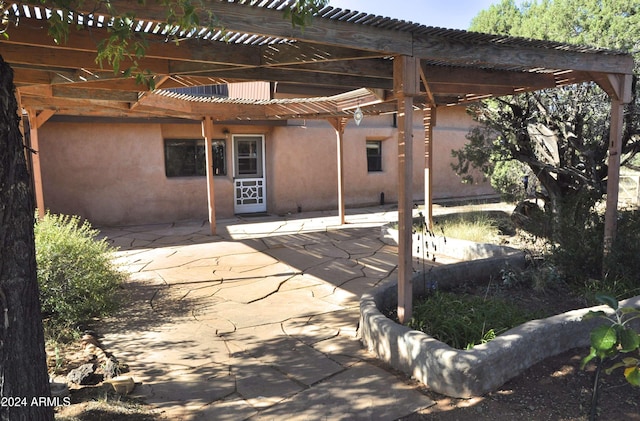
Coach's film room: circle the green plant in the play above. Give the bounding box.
[581,294,640,420]
[433,211,503,243]
[35,213,125,335]
[408,291,540,349]
[546,207,640,297]
[490,160,532,203]
[582,294,640,384]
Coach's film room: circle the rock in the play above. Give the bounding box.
[50,381,70,398]
[103,356,120,380]
[67,363,100,385]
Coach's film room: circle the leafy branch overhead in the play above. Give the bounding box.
[454,0,640,231]
[6,0,327,88]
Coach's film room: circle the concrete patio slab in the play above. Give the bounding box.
[96,206,443,420]
[252,362,432,421]
[192,394,257,421]
[232,356,304,408]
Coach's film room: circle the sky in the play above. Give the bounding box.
[327,0,505,30]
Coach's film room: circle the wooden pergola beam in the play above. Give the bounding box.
[328,117,348,225]
[394,55,420,325]
[603,73,634,255]
[2,21,263,67]
[25,108,55,219]
[168,65,392,90]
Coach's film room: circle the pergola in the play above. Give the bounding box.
[2,0,634,322]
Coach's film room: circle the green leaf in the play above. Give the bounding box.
[605,362,625,375]
[620,307,640,315]
[624,366,640,386]
[581,347,597,369]
[583,310,607,320]
[590,325,618,353]
[595,293,619,310]
[619,328,640,352]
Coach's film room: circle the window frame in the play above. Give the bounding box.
[164,138,226,178]
[366,140,383,172]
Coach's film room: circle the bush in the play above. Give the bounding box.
[543,203,640,300]
[35,213,124,333]
[604,209,640,291]
[490,160,532,203]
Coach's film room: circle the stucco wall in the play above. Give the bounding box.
[266,107,495,215]
[37,105,495,226]
[39,122,235,225]
[431,106,493,200]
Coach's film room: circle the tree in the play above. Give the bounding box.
[0,55,54,421]
[0,1,326,419]
[453,0,640,239]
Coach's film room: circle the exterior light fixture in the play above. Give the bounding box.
[353,105,364,126]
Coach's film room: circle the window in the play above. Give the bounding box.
[164,139,226,177]
[211,140,226,176]
[366,141,382,172]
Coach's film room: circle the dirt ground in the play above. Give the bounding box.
[402,347,640,421]
[52,341,640,420]
[387,280,639,420]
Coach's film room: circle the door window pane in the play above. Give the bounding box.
[238,142,256,174]
[236,139,260,176]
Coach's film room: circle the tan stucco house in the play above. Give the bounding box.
[36,103,491,226]
[5,1,633,318]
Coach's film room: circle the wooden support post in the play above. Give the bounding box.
[329,117,348,225]
[603,74,633,258]
[25,108,55,219]
[423,106,436,229]
[394,55,420,324]
[603,99,625,254]
[202,116,217,235]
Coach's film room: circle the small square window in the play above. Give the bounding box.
[366,141,382,172]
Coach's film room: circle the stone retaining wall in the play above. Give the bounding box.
[359,255,640,398]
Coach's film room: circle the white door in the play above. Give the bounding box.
[233,135,266,213]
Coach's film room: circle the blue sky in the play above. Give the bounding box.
[327,0,508,30]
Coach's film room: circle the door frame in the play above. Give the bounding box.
[232,134,266,213]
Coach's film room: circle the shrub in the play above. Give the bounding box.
[35,213,124,334]
[490,160,532,203]
[546,205,640,299]
[603,209,640,293]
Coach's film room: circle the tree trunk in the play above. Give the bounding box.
[0,56,53,420]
